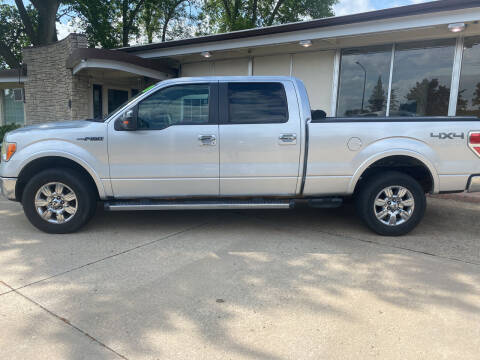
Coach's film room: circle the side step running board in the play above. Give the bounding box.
[105,199,293,211]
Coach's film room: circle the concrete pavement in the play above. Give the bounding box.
[0,198,479,359]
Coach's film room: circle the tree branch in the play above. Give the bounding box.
[221,0,232,23]
[0,40,21,69]
[266,0,285,26]
[126,0,147,32]
[14,0,36,44]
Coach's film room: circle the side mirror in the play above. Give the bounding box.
[115,108,137,131]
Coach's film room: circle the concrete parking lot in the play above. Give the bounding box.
[0,197,479,360]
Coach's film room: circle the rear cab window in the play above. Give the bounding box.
[224,82,289,124]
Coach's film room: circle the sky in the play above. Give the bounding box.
[334,0,432,16]
[3,0,435,40]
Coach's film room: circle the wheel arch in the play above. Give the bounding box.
[350,150,439,195]
[16,155,105,202]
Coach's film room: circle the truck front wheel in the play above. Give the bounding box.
[355,171,426,236]
[22,168,96,234]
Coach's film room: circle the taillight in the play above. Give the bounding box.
[468,132,480,157]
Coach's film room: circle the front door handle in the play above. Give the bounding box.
[198,134,217,146]
[279,133,297,145]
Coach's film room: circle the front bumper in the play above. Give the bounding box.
[0,177,17,200]
[467,175,480,193]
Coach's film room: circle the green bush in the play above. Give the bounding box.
[0,124,21,144]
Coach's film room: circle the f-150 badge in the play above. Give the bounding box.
[76,137,104,141]
[430,132,464,140]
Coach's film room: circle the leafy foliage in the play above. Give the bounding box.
[0,3,34,69]
[200,0,337,33]
[0,124,21,144]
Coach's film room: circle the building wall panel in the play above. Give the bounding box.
[292,50,335,115]
[253,54,291,76]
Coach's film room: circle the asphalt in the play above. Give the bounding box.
[0,197,479,359]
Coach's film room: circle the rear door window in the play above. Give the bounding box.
[226,82,288,124]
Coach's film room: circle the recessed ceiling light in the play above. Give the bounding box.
[201,51,212,58]
[299,40,312,48]
[448,23,466,33]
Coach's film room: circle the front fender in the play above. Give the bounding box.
[348,137,440,194]
[4,140,109,199]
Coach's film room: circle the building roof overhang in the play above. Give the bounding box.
[0,68,27,85]
[117,0,480,60]
[66,48,177,80]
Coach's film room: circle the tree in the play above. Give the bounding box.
[0,0,65,68]
[15,0,61,45]
[0,4,30,68]
[405,78,450,116]
[472,83,480,108]
[368,76,386,113]
[140,0,193,43]
[68,0,121,48]
[72,0,150,47]
[201,0,337,33]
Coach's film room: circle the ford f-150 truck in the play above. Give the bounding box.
[1,76,480,236]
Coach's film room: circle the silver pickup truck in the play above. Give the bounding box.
[1,76,480,235]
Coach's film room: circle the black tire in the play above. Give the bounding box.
[355,171,426,236]
[22,168,97,234]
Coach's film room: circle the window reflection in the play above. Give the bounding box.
[389,39,455,116]
[228,83,288,123]
[138,84,210,130]
[457,37,480,117]
[337,45,392,117]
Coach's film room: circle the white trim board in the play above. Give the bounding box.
[72,59,171,80]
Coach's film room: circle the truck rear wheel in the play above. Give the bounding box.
[22,168,96,234]
[355,171,426,236]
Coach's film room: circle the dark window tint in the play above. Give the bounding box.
[457,37,480,117]
[93,84,103,119]
[137,84,210,130]
[108,89,129,113]
[227,82,288,124]
[389,39,455,117]
[131,88,139,97]
[337,45,392,117]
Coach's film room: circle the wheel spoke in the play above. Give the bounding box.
[41,185,52,197]
[41,210,52,220]
[55,183,64,195]
[35,199,49,207]
[64,192,76,202]
[397,188,407,198]
[376,209,389,219]
[401,198,414,207]
[388,213,397,226]
[384,187,393,198]
[399,210,410,221]
[56,212,65,223]
[375,198,387,207]
[64,205,76,215]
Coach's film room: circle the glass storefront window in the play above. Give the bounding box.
[389,39,456,116]
[457,37,480,117]
[337,45,392,117]
[2,89,25,125]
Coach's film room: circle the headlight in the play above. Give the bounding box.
[1,142,16,162]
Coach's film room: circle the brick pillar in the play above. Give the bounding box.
[22,34,89,125]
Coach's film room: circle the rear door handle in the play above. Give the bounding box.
[198,134,217,146]
[279,133,297,145]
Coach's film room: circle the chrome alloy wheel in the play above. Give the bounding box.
[34,182,78,224]
[373,186,415,226]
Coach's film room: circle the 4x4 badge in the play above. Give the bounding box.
[430,132,464,140]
